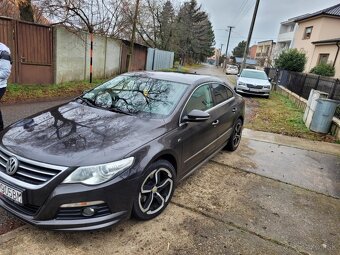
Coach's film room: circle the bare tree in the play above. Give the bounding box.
[1,0,41,23]
[17,0,34,22]
[0,0,18,18]
[34,0,130,36]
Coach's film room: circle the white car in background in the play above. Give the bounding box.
[235,69,272,98]
[225,64,239,75]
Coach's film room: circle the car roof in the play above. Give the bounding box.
[124,71,224,86]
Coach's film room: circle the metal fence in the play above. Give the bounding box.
[146,48,174,71]
[265,68,340,119]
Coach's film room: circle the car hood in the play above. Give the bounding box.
[1,101,166,167]
[238,77,270,86]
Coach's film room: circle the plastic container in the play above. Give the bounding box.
[303,89,328,128]
[310,98,340,133]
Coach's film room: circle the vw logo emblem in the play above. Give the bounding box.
[6,157,19,176]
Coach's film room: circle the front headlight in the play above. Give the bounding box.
[63,157,134,185]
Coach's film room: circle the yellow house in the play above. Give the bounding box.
[294,3,340,78]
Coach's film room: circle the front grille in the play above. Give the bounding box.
[247,84,263,89]
[1,197,40,216]
[56,204,111,220]
[0,149,67,185]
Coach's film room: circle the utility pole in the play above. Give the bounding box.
[225,26,235,57]
[129,0,140,72]
[241,0,260,71]
[217,44,223,67]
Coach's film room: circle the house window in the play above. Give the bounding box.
[318,54,329,64]
[303,26,313,39]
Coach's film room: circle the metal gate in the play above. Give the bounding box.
[0,17,53,84]
[16,21,53,84]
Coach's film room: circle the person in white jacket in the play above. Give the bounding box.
[0,42,12,131]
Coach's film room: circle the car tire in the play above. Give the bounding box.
[225,118,243,151]
[264,95,269,99]
[132,160,176,221]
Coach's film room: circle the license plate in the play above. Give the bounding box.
[250,88,262,92]
[0,181,23,204]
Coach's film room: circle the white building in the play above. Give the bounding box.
[275,18,298,58]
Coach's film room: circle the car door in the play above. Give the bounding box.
[210,83,238,148]
[179,83,220,177]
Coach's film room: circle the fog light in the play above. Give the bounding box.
[60,201,104,208]
[82,207,96,217]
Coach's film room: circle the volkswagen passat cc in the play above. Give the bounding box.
[235,69,272,98]
[0,72,245,231]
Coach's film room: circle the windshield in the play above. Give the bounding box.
[82,75,188,117]
[240,70,268,80]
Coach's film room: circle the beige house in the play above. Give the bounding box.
[255,40,276,67]
[293,3,340,78]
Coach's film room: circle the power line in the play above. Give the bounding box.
[231,0,249,25]
[241,0,261,71]
[237,1,256,26]
[232,0,252,26]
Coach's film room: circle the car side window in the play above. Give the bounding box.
[211,83,233,105]
[184,84,214,115]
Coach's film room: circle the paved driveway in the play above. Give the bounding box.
[0,66,340,254]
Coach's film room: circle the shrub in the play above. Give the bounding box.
[275,49,307,72]
[310,62,335,77]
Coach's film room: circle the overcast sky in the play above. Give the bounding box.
[195,0,340,55]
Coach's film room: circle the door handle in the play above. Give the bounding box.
[212,120,219,126]
[232,108,237,113]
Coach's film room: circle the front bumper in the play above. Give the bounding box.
[236,84,270,96]
[0,173,139,231]
[0,197,128,231]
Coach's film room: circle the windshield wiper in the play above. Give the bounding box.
[77,96,96,107]
[108,107,133,116]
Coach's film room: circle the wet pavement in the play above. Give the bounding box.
[1,98,70,128]
[0,65,340,254]
[214,134,340,198]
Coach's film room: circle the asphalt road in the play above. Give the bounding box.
[0,65,339,254]
[1,99,71,128]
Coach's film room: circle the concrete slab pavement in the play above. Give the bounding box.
[0,201,298,255]
[0,131,339,255]
[214,130,340,198]
[173,162,340,255]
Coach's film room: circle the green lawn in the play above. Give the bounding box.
[245,92,337,143]
[3,79,106,104]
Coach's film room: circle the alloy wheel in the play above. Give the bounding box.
[138,168,173,215]
[232,122,242,147]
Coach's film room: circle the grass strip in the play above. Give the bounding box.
[245,92,337,143]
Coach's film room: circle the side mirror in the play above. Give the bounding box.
[237,74,240,77]
[268,78,272,82]
[183,109,210,122]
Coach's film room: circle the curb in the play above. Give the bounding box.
[243,128,340,157]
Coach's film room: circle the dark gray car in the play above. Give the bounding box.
[0,71,245,231]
